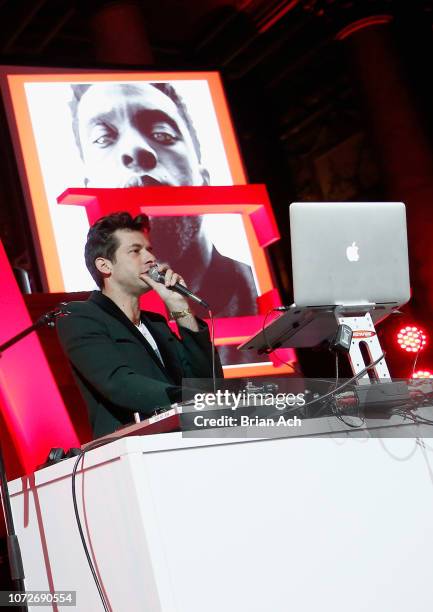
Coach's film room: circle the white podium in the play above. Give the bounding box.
[8,426,433,612]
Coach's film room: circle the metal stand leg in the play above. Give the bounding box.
[335,311,390,383]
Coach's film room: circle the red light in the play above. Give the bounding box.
[397,326,427,353]
[412,370,433,379]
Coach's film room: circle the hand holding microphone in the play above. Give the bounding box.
[144,264,210,310]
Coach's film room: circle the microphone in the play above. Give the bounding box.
[148,266,210,309]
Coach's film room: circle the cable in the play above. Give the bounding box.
[403,410,433,427]
[320,353,342,423]
[410,328,424,379]
[261,307,302,372]
[416,440,433,489]
[377,437,419,462]
[208,308,217,394]
[261,308,278,357]
[334,351,339,392]
[302,352,386,411]
[71,439,115,612]
[331,398,365,429]
[322,351,365,428]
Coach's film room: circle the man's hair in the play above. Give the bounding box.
[85,211,150,288]
[70,81,202,161]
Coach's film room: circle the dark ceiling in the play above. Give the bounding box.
[0,1,430,67]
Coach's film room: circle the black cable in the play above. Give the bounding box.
[381,377,433,426]
[410,328,424,379]
[261,308,275,357]
[314,351,365,428]
[394,410,427,427]
[331,399,365,429]
[334,351,339,391]
[404,410,433,427]
[208,308,216,394]
[0,447,28,612]
[302,352,386,409]
[333,351,366,428]
[71,439,115,612]
[261,307,302,372]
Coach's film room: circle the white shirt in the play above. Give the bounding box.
[135,320,165,366]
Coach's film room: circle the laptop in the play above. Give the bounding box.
[289,202,411,308]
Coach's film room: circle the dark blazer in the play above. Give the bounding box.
[57,291,222,438]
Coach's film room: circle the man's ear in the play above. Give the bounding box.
[200,167,210,186]
[95,257,112,277]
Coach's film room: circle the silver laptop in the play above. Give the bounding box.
[290,201,411,308]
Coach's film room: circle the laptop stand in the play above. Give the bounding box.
[238,304,393,383]
[334,309,390,382]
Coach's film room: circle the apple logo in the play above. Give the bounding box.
[346,241,359,262]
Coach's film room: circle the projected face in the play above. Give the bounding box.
[76,83,210,188]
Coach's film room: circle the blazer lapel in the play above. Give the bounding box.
[89,291,170,376]
[141,314,183,385]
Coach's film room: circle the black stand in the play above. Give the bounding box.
[239,304,393,381]
[0,303,69,610]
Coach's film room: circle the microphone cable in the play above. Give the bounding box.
[261,307,303,374]
[207,308,217,394]
[70,438,117,612]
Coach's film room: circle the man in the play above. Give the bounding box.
[69,82,258,324]
[57,211,222,439]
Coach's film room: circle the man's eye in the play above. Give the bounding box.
[94,135,110,145]
[90,126,117,147]
[151,131,178,145]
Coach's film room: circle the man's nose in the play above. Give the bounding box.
[120,129,157,171]
[143,250,156,265]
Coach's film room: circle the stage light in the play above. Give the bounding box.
[412,370,433,379]
[397,326,427,353]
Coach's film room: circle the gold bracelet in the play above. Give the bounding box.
[170,308,192,320]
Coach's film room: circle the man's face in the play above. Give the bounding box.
[77,83,209,188]
[97,229,156,296]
